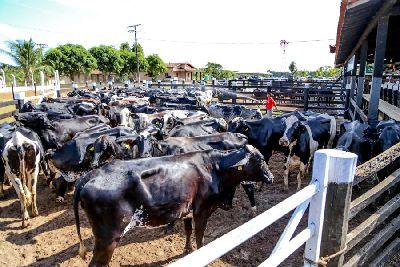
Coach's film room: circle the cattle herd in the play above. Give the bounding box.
[0,86,399,266]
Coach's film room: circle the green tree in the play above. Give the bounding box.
[0,38,42,84]
[119,49,148,79]
[297,70,309,77]
[89,45,123,75]
[220,70,237,79]
[132,43,144,54]
[289,61,297,76]
[45,44,97,78]
[204,62,223,79]
[146,54,167,80]
[119,42,130,51]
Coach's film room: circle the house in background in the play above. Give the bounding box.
[166,63,204,80]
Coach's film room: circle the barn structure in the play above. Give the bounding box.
[335,0,400,122]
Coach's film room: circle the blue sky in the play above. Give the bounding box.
[0,0,342,72]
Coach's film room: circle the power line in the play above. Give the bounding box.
[138,38,335,45]
[2,23,335,46]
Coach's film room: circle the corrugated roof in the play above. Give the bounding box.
[335,0,383,66]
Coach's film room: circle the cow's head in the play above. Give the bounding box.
[91,135,121,168]
[221,145,274,184]
[279,115,300,146]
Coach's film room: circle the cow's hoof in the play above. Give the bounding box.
[4,180,11,186]
[184,247,193,254]
[282,187,289,193]
[55,196,65,203]
[250,206,257,217]
[22,219,30,228]
[32,210,39,217]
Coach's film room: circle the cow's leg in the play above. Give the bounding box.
[297,162,306,191]
[30,160,40,217]
[193,212,209,249]
[0,182,4,198]
[283,163,290,191]
[90,238,118,267]
[241,183,257,217]
[183,218,193,252]
[10,176,30,227]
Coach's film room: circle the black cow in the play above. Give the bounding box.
[46,126,137,201]
[335,120,374,165]
[16,113,109,149]
[228,117,289,163]
[168,118,227,137]
[208,104,263,123]
[74,146,273,266]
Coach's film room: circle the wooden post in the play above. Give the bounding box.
[349,52,359,100]
[320,150,358,266]
[356,41,368,111]
[343,63,351,119]
[230,80,236,104]
[304,150,346,266]
[304,85,309,111]
[368,16,389,123]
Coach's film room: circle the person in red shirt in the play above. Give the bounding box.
[265,93,278,118]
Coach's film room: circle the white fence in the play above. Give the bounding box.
[169,149,357,267]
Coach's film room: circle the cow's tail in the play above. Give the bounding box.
[73,178,88,260]
[328,116,337,148]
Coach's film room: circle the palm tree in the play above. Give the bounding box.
[0,38,42,85]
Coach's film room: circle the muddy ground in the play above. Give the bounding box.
[0,152,313,267]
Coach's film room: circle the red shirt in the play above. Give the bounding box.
[266,97,276,110]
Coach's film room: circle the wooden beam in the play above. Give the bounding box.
[350,98,368,122]
[354,142,400,185]
[343,215,400,267]
[356,41,368,111]
[0,100,16,108]
[349,168,400,220]
[349,51,359,100]
[340,0,397,67]
[368,237,400,266]
[368,15,389,122]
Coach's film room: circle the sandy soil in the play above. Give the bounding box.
[0,152,312,267]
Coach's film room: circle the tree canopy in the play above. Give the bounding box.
[119,49,148,79]
[0,38,42,84]
[146,54,167,79]
[204,62,223,79]
[289,61,297,76]
[44,44,97,78]
[89,45,123,75]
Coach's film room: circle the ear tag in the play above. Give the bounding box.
[155,121,160,125]
[89,147,94,151]
[237,166,243,170]
[124,144,131,149]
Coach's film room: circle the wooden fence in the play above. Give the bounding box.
[149,80,346,114]
[171,150,358,267]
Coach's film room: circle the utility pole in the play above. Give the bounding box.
[128,24,141,84]
[280,40,289,74]
[36,43,48,58]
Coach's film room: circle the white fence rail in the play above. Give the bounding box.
[169,150,357,267]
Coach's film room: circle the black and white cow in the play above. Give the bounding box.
[208,104,263,123]
[74,146,273,266]
[278,114,336,191]
[2,127,45,227]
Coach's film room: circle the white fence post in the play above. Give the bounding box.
[303,149,355,266]
[0,68,5,89]
[319,149,358,267]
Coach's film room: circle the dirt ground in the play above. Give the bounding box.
[0,152,312,267]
